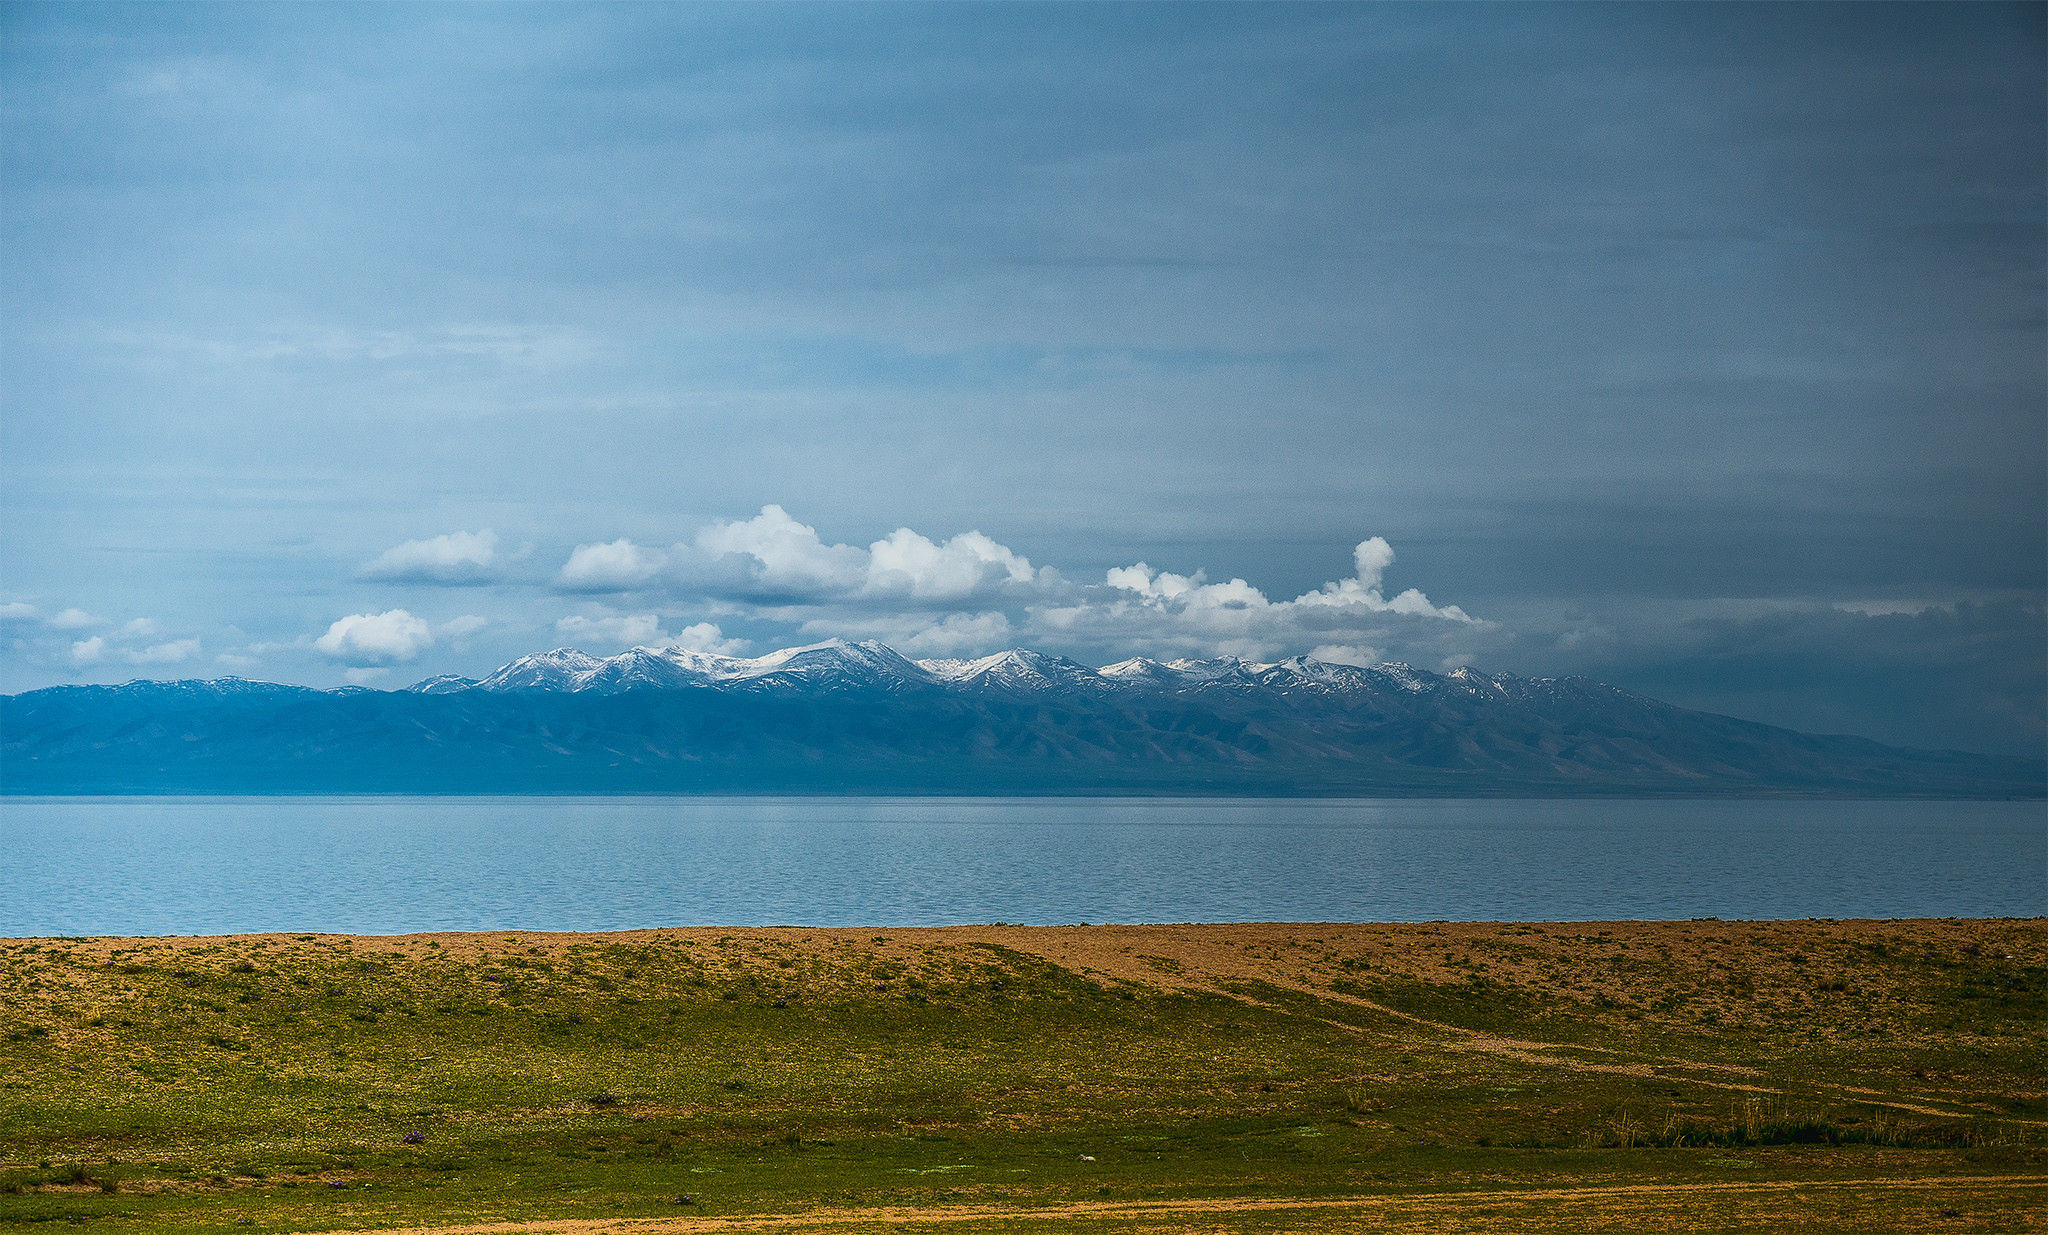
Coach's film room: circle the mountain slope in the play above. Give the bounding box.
[2,644,2038,796]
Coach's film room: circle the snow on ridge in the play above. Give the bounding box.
[470,639,940,692]
[916,648,1098,689]
[447,640,1487,698]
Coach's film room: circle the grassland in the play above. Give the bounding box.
[0,919,2042,1232]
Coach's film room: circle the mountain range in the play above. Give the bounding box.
[3,640,2039,796]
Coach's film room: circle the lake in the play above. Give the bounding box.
[1,796,2042,936]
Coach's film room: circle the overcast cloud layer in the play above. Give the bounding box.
[2,3,2042,756]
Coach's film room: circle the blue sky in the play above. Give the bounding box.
[3,2,2043,755]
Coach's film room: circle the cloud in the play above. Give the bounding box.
[555,611,667,647]
[1309,643,1381,667]
[360,530,499,584]
[865,527,1040,600]
[6,606,203,672]
[543,508,1482,666]
[215,652,258,670]
[693,505,869,596]
[667,622,748,656]
[143,323,597,369]
[1293,538,1473,621]
[1034,535,1483,661]
[1105,538,1469,624]
[554,611,748,655]
[314,609,434,664]
[1834,599,1954,618]
[558,538,668,591]
[562,506,1053,607]
[118,57,231,98]
[128,638,200,665]
[799,610,1014,657]
[345,667,391,685]
[438,614,488,638]
[1518,595,2046,758]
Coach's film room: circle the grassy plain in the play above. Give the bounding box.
[0,919,2042,1232]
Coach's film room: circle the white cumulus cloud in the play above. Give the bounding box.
[554,611,749,655]
[49,608,101,630]
[667,621,748,655]
[558,538,668,590]
[692,505,869,596]
[865,526,1040,601]
[314,609,434,665]
[682,506,1048,604]
[1030,536,1483,662]
[128,638,201,665]
[1309,643,1381,667]
[69,636,105,665]
[799,610,1014,657]
[555,611,668,647]
[558,507,1052,608]
[542,509,1481,667]
[1289,537,1472,621]
[1105,538,1469,624]
[360,530,499,584]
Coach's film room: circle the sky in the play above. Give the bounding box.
[2,2,2043,756]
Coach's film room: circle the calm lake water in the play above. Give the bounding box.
[1,796,2042,936]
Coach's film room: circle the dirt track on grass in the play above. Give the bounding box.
[962,920,2044,1124]
[69,918,2044,1126]
[310,1175,2048,1233]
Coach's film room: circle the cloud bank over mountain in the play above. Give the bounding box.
[4,496,2040,755]
[532,505,1485,668]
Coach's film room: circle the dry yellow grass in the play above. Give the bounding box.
[3,919,2042,1233]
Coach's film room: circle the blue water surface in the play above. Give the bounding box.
[1,796,2041,936]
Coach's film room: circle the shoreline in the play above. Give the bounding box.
[6,914,2044,946]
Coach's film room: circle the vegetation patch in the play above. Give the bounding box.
[0,919,2041,1232]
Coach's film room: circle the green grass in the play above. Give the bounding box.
[0,921,2042,1232]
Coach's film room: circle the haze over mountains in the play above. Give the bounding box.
[4,640,2038,797]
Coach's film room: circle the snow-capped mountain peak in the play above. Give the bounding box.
[916,648,1103,693]
[1156,656,1274,687]
[405,674,480,695]
[22,643,2037,797]
[441,640,1486,702]
[473,648,611,692]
